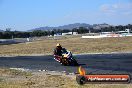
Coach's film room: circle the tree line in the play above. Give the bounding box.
[0,24,132,39]
[0,27,89,39]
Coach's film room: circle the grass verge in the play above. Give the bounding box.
[0,36,132,55]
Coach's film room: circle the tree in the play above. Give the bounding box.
[77,27,89,34]
[72,28,78,32]
[62,29,70,33]
[0,32,3,39]
[51,31,54,36]
[6,28,11,32]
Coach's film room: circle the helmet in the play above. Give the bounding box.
[56,43,61,47]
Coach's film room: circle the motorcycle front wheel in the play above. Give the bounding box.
[61,58,69,66]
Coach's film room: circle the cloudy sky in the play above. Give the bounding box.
[0,0,132,31]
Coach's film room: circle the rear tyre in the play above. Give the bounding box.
[76,75,86,85]
[71,59,79,66]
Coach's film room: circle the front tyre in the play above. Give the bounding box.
[61,58,69,66]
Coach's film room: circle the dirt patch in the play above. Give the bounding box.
[0,68,131,88]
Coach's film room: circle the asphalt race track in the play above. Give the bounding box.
[0,53,132,76]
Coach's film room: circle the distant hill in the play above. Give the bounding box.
[93,23,111,30]
[28,23,111,32]
[29,23,92,31]
[0,29,4,32]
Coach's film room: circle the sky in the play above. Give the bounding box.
[0,0,132,31]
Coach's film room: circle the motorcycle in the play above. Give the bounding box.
[54,48,79,66]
